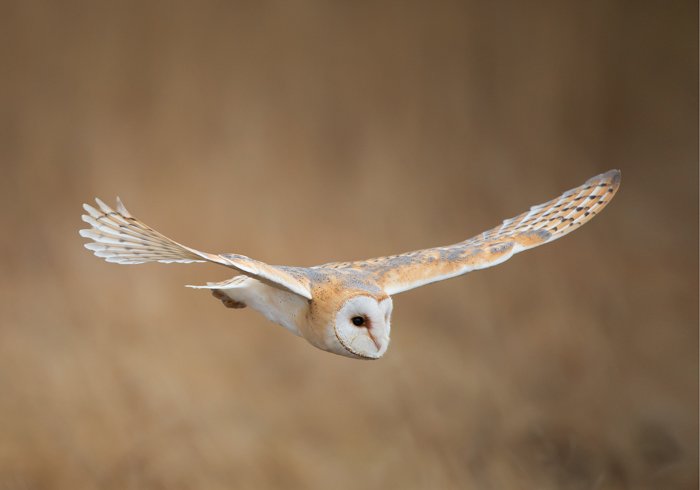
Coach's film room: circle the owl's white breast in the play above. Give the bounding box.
[219,278,308,336]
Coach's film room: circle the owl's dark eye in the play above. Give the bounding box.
[351,316,366,327]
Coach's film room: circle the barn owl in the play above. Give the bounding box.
[80,170,620,360]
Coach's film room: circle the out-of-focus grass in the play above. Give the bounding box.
[0,1,697,489]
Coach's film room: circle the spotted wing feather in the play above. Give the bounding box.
[320,170,621,295]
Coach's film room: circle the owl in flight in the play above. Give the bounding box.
[80,170,620,360]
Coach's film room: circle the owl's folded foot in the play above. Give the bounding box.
[212,289,247,309]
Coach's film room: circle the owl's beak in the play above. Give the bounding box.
[368,330,382,351]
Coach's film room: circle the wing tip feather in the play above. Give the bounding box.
[115,196,131,216]
[589,168,621,186]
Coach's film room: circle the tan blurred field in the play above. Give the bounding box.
[0,1,697,489]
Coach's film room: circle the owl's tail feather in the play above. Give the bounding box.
[79,197,220,265]
[186,275,250,289]
[186,276,251,308]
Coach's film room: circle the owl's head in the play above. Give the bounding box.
[333,295,393,359]
[329,295,393,359]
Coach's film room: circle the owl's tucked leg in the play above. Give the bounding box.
[212,289,247,309]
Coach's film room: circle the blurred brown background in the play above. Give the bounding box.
[0,1,697,489]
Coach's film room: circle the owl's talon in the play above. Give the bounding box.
[212,289,247,309]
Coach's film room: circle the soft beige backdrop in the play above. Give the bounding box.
[0,1,697,489]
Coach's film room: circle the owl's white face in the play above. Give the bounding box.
[333,295,392,359]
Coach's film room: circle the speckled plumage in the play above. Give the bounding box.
[80,170,620,359]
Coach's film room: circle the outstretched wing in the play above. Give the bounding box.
[79,198,313,299]
[320,170,621,295]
